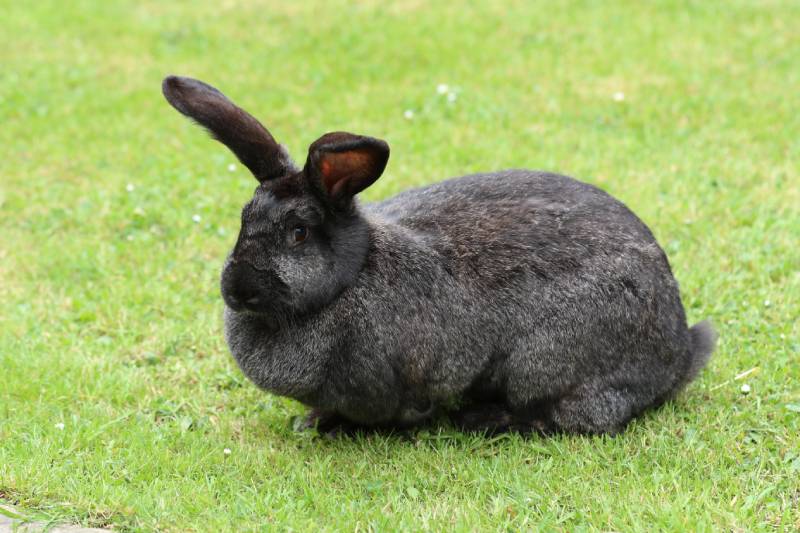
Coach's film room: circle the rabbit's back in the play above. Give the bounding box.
[367,170,669,289]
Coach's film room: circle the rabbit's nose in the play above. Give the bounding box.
[221,261,267,311]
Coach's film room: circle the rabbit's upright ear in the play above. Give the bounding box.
[305,132,389,206]
[162,76,295,182]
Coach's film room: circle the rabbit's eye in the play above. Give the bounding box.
[293,224,309,243]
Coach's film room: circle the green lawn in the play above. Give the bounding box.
[1,0,799,530]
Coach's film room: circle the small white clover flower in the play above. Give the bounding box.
[403,109,414,120]
[447,92,457,103]
[133,206,145,216]
[436,83,449,95]
[228,163,236,172]
[763,300,771,307]
[55,422,65,430]
[612,91,625,102]
[126,183,135,192]
[740,383,751,394]
[192,214,202,223]
[223,448,232,455]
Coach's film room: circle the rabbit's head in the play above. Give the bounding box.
[162,76,389,319]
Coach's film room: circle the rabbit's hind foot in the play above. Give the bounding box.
[450,402,555,436]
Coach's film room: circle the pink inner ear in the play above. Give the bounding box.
[320,149,374,197]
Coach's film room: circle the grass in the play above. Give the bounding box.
[1,0,798,530]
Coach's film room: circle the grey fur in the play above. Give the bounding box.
[164,76,716,435]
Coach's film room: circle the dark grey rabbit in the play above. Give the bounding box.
[162,75,716,435]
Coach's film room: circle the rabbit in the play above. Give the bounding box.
[162,75,717,436]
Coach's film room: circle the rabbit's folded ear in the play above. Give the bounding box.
[305,132,389,205]
[162,75,295,182]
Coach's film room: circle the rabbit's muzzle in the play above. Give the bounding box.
[220,259,286,314]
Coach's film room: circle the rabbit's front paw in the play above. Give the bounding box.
[293,408,355,436]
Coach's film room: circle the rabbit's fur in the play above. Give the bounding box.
[163,76,716,435]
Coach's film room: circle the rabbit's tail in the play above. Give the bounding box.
[673,320,717,394]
